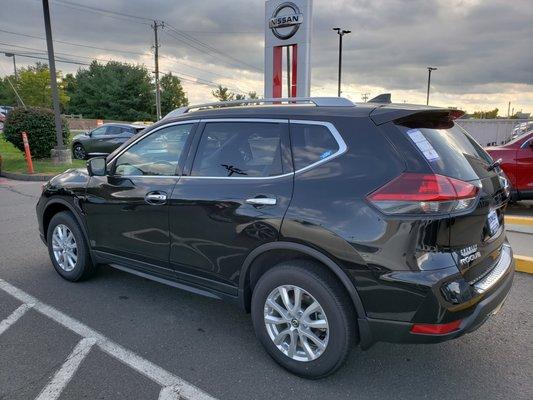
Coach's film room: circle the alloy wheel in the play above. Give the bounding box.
[73,144,86,159]
[264,285,329,362]
[52,224,78,272]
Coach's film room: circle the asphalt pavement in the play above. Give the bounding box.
[0,178,532,400]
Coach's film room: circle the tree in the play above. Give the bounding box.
[0,76,17,106]
[67,61,154,121]
[235,94,246,100]
[248,91,259,99]
[472,108,498,119]
[212,85,234,101]
[16,63,69,109]
[160,72,188,115]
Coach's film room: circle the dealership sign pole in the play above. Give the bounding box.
[264,0,313,98]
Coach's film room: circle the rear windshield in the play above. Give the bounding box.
[397,123,493,181]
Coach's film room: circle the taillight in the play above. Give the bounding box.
[367,173,479,215]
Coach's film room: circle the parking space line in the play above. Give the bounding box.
[0,279,217,400]
[0,303,33,336]
[35,337,96,400]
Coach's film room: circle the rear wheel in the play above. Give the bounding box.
[46,211,95,281]
[251,260,356,379]
[72,143,87,159]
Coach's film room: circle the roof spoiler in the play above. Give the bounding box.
[368,93,391,103]
[371,108,465,126]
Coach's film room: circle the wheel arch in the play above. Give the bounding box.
[238,241,366,319]
[42,198,89,245]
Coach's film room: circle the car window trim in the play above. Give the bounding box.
[520,137,532,149]
[180,118,347,180]
[106,120,199,178]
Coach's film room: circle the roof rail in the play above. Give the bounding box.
[163,97,355,119]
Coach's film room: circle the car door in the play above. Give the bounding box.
[168,119,293,293]
[87,126,109,154]
[84,121,197,277]
[515,136,533,195]
[100,125,130,154]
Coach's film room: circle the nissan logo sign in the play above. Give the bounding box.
[269,2,303,40]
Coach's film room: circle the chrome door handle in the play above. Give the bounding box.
[246,197,277,206]
[145,192,167,205]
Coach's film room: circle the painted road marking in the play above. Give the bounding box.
[0,303,33,335]
[35,338,97,400]
[0,279,217,400]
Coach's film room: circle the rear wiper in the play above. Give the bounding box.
[487,158,502,171]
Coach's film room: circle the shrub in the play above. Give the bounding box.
[3,107,69,158]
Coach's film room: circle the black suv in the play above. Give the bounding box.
[37,98,514,378]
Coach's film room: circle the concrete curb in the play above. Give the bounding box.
[505,216,533,226]
[0,171,55,181]
[515,255,533,274]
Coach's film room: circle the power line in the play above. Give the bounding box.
[50,0,153,24]
[0,28,148,56]
[164,24,262,72]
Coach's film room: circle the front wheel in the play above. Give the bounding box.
[251,260,357,379]
[46,211,96,281]
[72,143,87,159]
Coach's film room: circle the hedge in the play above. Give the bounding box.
[3,107,70,158]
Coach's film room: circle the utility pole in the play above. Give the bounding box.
[4,52,20,106]
[152,20,163,120]
[4,53,18,80]
[42,0,69,163]
[333,28,351,97]
[507,101,511,118]
[361,92,370,102]
[426,67,437,105]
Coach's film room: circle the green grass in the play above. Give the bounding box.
[0,133,85,175]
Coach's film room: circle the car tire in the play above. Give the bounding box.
[46,211,96,281]
[251,260,357,379]
[72,143,87,160]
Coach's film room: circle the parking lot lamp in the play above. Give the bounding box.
[426,67,437,105]
[333,28,351,97]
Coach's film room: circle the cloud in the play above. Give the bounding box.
[0,0,531,113]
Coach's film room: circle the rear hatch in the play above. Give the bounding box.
[394,113,509,282]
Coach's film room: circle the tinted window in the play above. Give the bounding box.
[290,123,340,170]
[398,124,493,181]
[114,123,193,176]
[91,126,107,137]
[106,126,124,135]
[191,122,284,177]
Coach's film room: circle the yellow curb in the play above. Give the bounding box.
[515,255,533,274]
[506,216,533,226]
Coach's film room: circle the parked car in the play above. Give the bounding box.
[0,112,5,131]
[486,130,533,200]
[71,123,146,159]
[510,121,533,141]
[0,105,14,115]
[37,98,514,378]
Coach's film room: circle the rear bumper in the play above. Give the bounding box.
[359,244,514,347]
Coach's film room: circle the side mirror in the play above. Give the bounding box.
[87,157,107,176]
[85,130,92,136]
[529,140,533,148]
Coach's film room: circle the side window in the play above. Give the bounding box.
[290,123,340,170]
[191,122,285,177]
[114,123,193,176]
[106,126,123,135]
[91,126,107,137]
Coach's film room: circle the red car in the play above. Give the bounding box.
[486,131,533,200]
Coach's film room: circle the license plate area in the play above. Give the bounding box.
[487,209,500,237]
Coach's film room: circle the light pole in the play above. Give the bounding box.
[426,66,437,105]
[333,28,351,97]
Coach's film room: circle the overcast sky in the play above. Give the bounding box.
[1,0,532,114]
